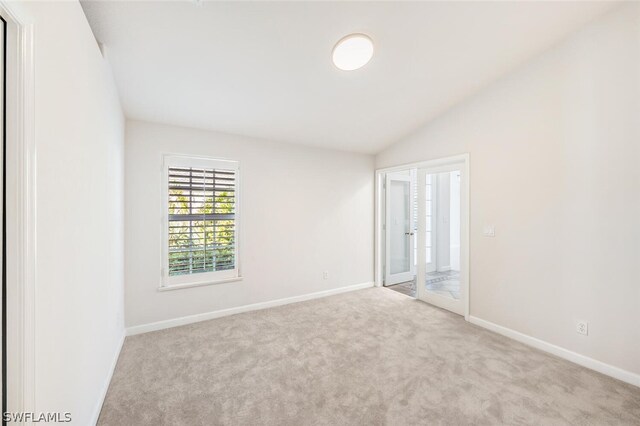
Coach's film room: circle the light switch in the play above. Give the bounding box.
[483,225,496,237]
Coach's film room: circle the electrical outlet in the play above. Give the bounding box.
[576,321,588,335]
[323,271,329,280]
[483,225,496,237]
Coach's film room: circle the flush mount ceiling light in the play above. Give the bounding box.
[332,33,374,71]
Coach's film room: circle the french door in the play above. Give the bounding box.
[379,156,468,317]
[384,172,415,285]
[416,165,466,315]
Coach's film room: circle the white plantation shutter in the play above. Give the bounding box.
[162,156,239,287]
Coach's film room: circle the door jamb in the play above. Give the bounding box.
[375,154,470,320]
[0,2,36,420]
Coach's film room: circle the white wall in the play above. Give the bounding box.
[125,120,374,328]
[377,3,640,375]
[13,2,126,423]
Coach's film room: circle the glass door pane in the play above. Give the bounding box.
[384,170,416,287]
[417,167,464,316]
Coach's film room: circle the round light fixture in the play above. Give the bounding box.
[332,33,374,71]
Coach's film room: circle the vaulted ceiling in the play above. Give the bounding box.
[82,1,615,153]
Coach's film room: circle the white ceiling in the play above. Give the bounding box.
[82,1,616,154]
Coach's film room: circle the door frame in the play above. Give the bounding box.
[0,1,35,420]
[375,154,470,320]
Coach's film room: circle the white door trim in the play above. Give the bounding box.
[375,154,470,320]
[0,2,36,420]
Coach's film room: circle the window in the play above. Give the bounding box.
[161,155,240,288]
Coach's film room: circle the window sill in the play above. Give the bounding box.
[158,276,243,292]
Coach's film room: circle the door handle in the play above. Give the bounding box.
[405,232,414,236]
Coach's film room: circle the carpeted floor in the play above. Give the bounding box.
[99,288,640,425]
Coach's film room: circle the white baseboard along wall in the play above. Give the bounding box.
[123,281,639,390]
[126,282,374,336]
[469,316,640,388]
[91,332,126,426]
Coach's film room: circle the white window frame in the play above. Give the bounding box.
[160,154,242,291]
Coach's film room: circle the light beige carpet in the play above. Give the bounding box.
[99,288,640,425]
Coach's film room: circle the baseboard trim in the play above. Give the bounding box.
[468,316,640,388]
[91,330,126,425]
[127,281,375,336]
